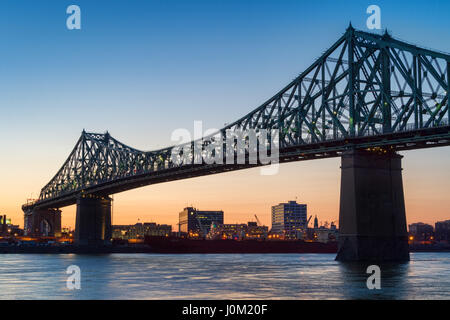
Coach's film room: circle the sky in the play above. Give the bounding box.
[0,0,449,230]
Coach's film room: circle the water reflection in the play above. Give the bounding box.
[0,253,448,299]
[336,261,410,299]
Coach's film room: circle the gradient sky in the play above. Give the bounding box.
[0,0,449,230]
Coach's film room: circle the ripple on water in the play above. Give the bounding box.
[0,252,449,299]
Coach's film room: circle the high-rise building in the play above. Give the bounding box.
[271,201,307,239]
[179,207,224,237]
[435,220,450,242]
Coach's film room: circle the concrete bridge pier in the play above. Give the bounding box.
[74,195,112,246]
[23,208,62,237]
[336,149,410,262]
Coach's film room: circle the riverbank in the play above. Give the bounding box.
[0,241,337,254]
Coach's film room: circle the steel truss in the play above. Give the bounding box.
[25,26,450,210]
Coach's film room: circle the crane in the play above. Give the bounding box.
[196,217,207,238]
[254,215,262,226]
[306,215,312,228]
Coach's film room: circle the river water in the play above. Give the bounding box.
[0,252,448,299]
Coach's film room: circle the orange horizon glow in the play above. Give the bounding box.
[0,0,449,240]
[2,147,449,231]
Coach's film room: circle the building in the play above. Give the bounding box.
[315,223,339,243]
[208,223,246,240]
[305,219,339,243]
[207,222,268,240]
[0,215,23,237]
[142,223,172,237]
[435,220,450,243]
[246,222,269,239]
[179,207,224,238]
[112,222,172,240]
[271,201,307,239]
[112,225,132,240]
[313,215,319,229]
[0,215,11,225]
[0,215,7,236]
[60,227,73,237]
[409,222,434,242]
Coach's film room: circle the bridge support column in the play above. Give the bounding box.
[336,149,410,262]
[74,195,112,246]
[23,208,61,237]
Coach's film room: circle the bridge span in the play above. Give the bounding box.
[23,26,450,261]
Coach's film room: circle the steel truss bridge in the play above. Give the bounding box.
[24,26,450,212]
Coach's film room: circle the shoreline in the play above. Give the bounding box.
[0,245,449,254]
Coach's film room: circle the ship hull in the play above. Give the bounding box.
[144,237,338,254]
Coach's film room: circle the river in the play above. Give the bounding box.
[0,252,449,299]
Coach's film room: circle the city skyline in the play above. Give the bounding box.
[2,0,450,303]
[1,0,450,230]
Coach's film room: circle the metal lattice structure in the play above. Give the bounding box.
[24,26,450,210]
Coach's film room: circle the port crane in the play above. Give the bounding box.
[306,215,312,228]
[196,217,207,238]
[254,215,262,226]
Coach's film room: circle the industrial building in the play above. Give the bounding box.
[207,221,268,240]
[112,222,172,240]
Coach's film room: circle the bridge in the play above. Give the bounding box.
[23,25,450,261]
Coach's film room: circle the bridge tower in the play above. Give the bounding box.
[74,195,112,246]
[336,149,410,261]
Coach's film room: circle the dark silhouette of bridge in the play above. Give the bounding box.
[23,26,450,261]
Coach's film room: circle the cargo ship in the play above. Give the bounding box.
[144,236,338,254]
